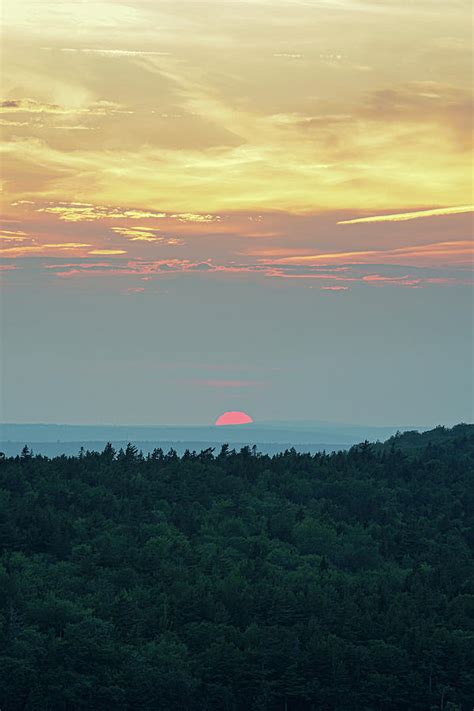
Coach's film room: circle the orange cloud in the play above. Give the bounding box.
[0,229,29,241]
[0,242,91,256]
[263,240,473,267]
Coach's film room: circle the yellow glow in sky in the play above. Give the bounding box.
[0,0,472,267]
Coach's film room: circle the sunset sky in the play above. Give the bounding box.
[1,0,472,426]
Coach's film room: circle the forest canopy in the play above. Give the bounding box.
[1,424,473,710]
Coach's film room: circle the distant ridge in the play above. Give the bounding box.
[0,440,352,458]
[380,422,474,452]
[1,422,468,459]
[0,420,424,459]
[0,420,426,445]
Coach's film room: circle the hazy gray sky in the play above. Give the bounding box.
[1,261,472,426]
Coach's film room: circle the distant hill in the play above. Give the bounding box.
[0,439,352,458]
[380,422,474,452]
[0,420,427,458]
[1,422,470,458]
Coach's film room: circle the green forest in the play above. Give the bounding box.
[1,424,473,710]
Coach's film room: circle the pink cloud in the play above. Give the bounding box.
[123,287,145,294]
[362,274,421,287]
[0,264,18,271]
[178,378,267,388]
[38,256,472,290]
[264,268,357,282]
[45,262,111,269]
[264,240,473,268]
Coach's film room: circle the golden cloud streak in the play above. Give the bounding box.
[89,249,127,255]
[34,204,167,222]
[338,205,474,225]
[111,226,163,242]
[0,229,28,241]
[0,242,91,255]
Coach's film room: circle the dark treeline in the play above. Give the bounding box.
[0,424,473,710]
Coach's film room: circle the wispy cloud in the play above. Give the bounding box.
[44,262,111,269]
[53,125,96,131]
[338,205,474,224]
[3,72,471,215]
[15,201,219,226]
[0,242,91,255]
[123,286,145,295]
[1,98,132,116]
[57,48,171,58]
[111,226,163,242]
[178,378,266,388]
[88,249,127,255]
[30,203,167,222]
[0,229,29,242]
[0,119,31,127]
[171,213,221,223]
[261,240,473,266]
[273,53,302,59]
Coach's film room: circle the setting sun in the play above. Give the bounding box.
[215,411,253,426]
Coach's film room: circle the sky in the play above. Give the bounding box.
[1,0,473,426]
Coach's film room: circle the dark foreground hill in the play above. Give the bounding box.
[0,425,473,710]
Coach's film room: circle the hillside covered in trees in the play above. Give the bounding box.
[1,425,473,710]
